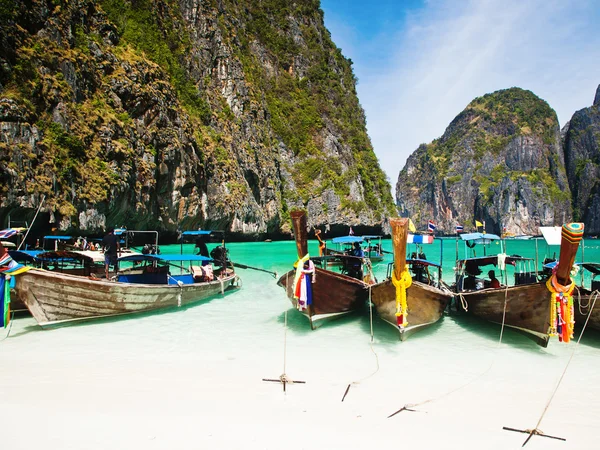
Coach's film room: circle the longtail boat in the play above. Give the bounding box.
[14,251,240,327]
[277,210,370,329]
[454,223,584,347]
[574,263,600,332]
[369,218,453,340]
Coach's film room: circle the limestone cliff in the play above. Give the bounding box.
[395,88,571,235]
[563,84,600,235]
[0,0,395,238]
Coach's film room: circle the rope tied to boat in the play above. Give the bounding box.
[546,269,575,342]
[392,267,412,328]
[167,274,184,307]
[456,292,469,312]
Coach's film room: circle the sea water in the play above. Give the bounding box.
[1,238,600,450]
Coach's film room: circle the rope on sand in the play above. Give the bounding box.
[507,289,599,446]
[0,310,16,341]
[388,284,511,417]
[342,285,380,402]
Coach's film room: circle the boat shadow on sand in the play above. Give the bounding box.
[357,307,445,343]
[276,308,362,334]
[6,289,238,337]
[446,310,558,352]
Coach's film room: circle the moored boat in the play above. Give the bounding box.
[453,223,584,346]
[370,218,453,340]
[277,210,371,329]
[14,251,240,327]
[574,263,600,332]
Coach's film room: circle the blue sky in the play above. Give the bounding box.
[320,0,600,189]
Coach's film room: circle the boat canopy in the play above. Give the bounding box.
[34,250,95,264]
[460,232,501,243]
[181,230,213,236]
[118,253,213,263]
[539,226,562,245]
[43,235,72,240]
[407,258,441,268]
[458,255,532,273]
[408,234,434,244]
[1,241,16,248]
[332,236,363,244]
[361,235,381,240]
[8,250,41,262]
[580,262,600,275]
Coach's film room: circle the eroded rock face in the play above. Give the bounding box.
[0,0,395,237]
[563,84,600,235]
[396,88,572,235]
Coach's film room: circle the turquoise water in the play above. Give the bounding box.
[1,238,599,449]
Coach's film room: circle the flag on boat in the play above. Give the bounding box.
[427,220,436,233]
[475,220,483,228]
[0,228,18,239]
[1,274,9,328]
[456,224,464,233]
[408,219,416,233]
[349,226,354,236]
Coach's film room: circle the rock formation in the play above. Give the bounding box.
[396,88,572,235]
[0,0,395,239]
[563,84,600,235]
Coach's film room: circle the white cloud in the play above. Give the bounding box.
[351,0,600,190]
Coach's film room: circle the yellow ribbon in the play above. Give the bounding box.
[292,253,310,300]
[392,267,412,327]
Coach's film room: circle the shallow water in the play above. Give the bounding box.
[1,238,599,449]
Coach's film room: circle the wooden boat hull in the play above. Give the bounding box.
[574,290,600,332]
[14,268,240,327]
[370,279,452,340]
[277,267,370,326]
[457,282,552,346]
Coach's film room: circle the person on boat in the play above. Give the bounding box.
[488,270,501,288]
[194,236,211,266]
[347,241,364,280]
[463,273,477,290]
[102,227,120,280]
[315,229,326,257]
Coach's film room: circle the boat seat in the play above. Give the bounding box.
[191,265,214,282]
[515,272,537,285]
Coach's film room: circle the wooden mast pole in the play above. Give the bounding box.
[290,210,308,258]
[390,218,409,277]
[556,223,584,286]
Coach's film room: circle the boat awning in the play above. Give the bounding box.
[460,232,501,243]
[407,258,441,268]
[34,250,95,264]
[539,226,562,245]
[8,250,40,262]
[181,230,213,236]
[458,255,532,273]
[43,235,72,240]
[1,241,16,248]
[361,235,381,240]
[408,234,434,244]
[332,236,363,244]
[118,254,213,263]
[580,263,600,275]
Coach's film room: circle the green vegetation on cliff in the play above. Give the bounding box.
[0,0,394,233]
